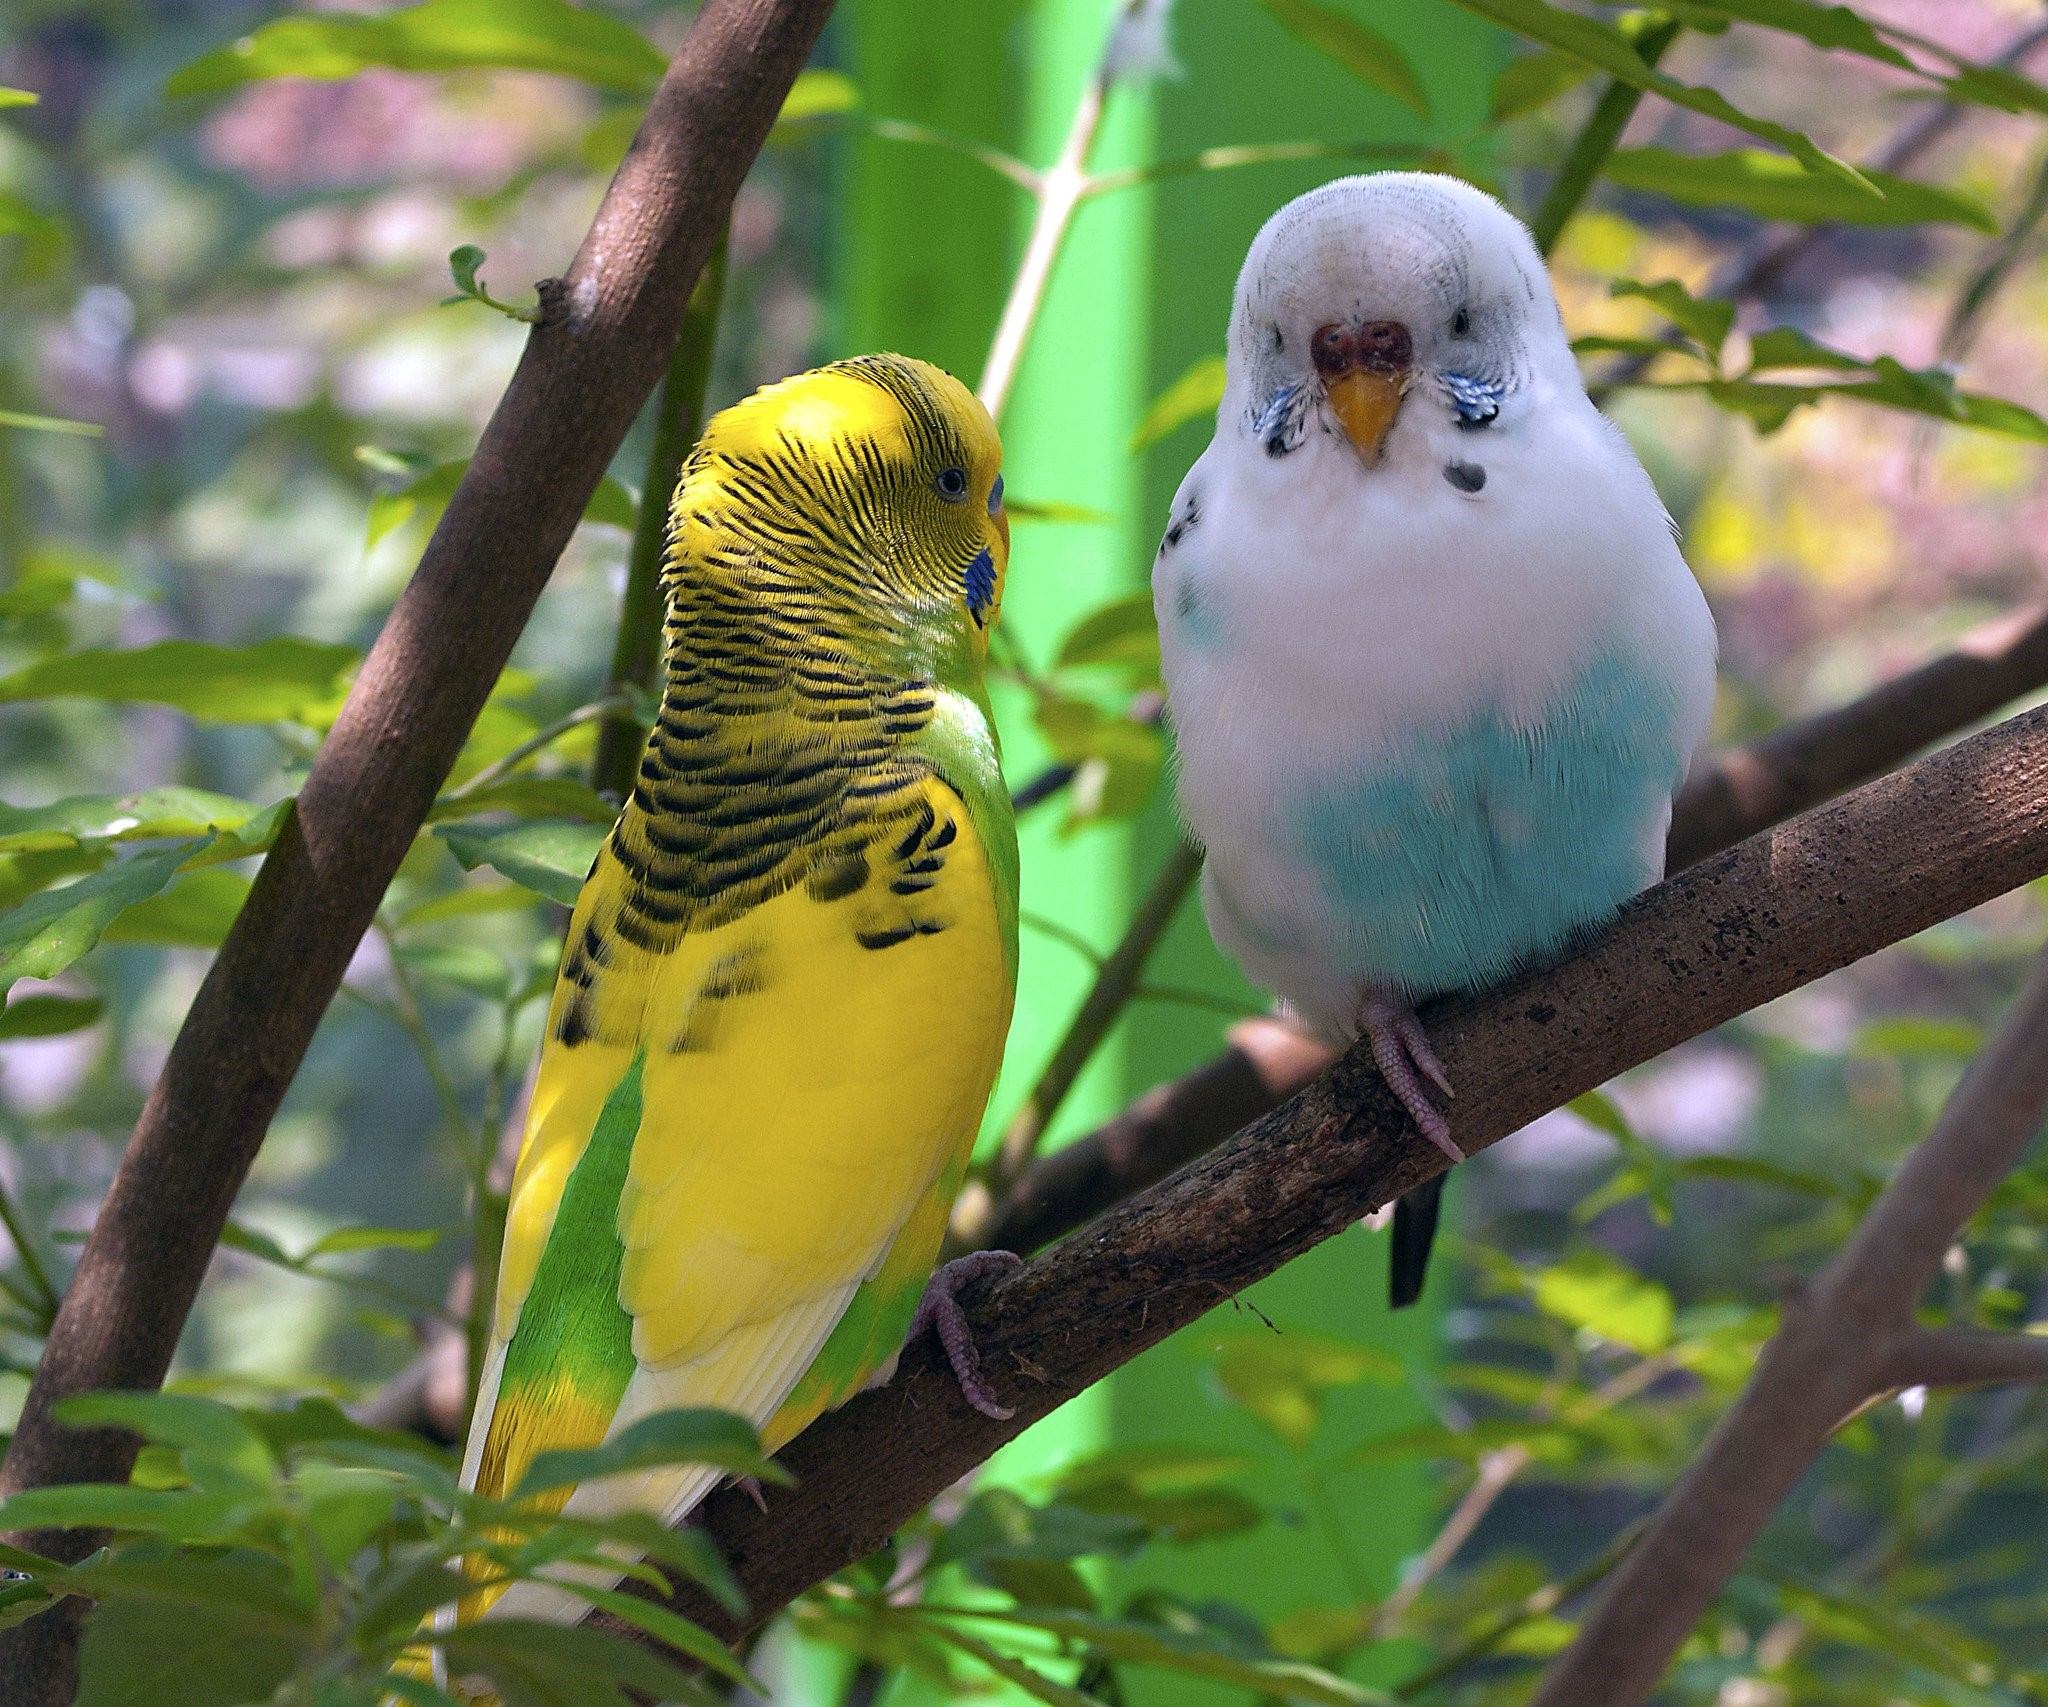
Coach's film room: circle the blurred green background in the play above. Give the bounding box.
[4,1,2048,1702]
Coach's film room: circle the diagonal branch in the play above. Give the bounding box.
[0,1,836,1698]
[601,702,2048,1653]
[1533,938,2048,1707]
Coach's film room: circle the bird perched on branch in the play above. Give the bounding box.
[1154,173,1716,1307]
[443,354,1019,1653]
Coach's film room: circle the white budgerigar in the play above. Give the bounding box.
[1153,173,1717,1306]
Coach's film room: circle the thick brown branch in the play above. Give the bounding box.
[0,3,834,1698]
[1534,938,2048,1707]
[1878,1327,2048,1393]
[983,598,2048,1261]
[600,704,2048,1654]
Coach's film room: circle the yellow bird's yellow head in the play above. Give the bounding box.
[667,354,1009,671]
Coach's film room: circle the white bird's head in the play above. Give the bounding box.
[1225,172,1575,468]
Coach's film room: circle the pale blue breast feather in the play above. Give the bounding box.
[1293,648,1688,999]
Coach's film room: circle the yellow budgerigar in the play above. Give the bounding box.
[445,354,1019,1647]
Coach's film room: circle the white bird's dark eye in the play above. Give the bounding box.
[936,466,970,502]
[1450,307,1473,337]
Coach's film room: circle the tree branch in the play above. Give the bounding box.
[0,3,835,1698]
[1668,598,2048,872]
[599,701,2048,1654]
[979,597,2048,1263]
[1878,1327,2048,1393]
[1534,933,2048,1707]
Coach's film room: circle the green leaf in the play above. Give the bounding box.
[1611,278,1736,360]
[0,992,102,1039]
[293,1462,401,1568]
[931,1487,1148,1571]
[1212,1333,1402,1449]
[1131,355,1226,452]
[1742,325,1867,372]
[396,940,515,1000]
[1440,0,1870,189]
[1256,0,1430,116]
[1055,591,1160,677]
[100,868,251,949]
[436,819,603,906]
[0,547,137,621]
[1660,0,1912,68]
[1603,147,1995,231]
[67,1545,310,1624]
[367,455,630,549]
[1031,695,1164,829]
[1490,49,1591,120]
[56,1392,279,1488]
[1532,1247,1675,1353]
[1670,366,2048,440]
[432,1616,725,1707]
[0,89,37,108]
[1569,1090,1674,1226]
[0,1482,247,1540]
[774,65,859,125]
[0,407,99,436]
[305,1224,442,1260]
[431,775,618,826]
[166,0,666,99]
[0,839,202,997]
[0,637,357,723]
[928,1623,1099,1705]
[0,788,266,856]
[444,243,540,322]
[944,1606,1395,1705]
[1855,1015,1985,1059]
[557,1585,754,1687]
[513,1408,780,1500]
[76,1581,307,1707]
[1004,497,1114,526]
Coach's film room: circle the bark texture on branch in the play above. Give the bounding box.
[0,3,835,1698]
[601,703,2048,1652]
[1533,941,2048,1707]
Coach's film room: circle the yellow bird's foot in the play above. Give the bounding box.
[911,1250,1023,1421]
[1356,995,1462,1163]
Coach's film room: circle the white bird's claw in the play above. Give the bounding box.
[1358,997,1463,1164]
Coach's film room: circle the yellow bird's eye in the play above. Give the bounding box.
[935,466,969,502]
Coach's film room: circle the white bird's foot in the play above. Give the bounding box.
[1357,996,1462,1164]
[910,1250,1023,1421]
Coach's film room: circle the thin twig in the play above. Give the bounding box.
[978,1,1145,418]
[0,1179,57,1324]
[442,694,628,803]
[1939,139,2048,366]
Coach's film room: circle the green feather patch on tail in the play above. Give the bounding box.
[479,1054,643,1501]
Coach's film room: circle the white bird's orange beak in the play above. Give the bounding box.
[1313,319,1413,465]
